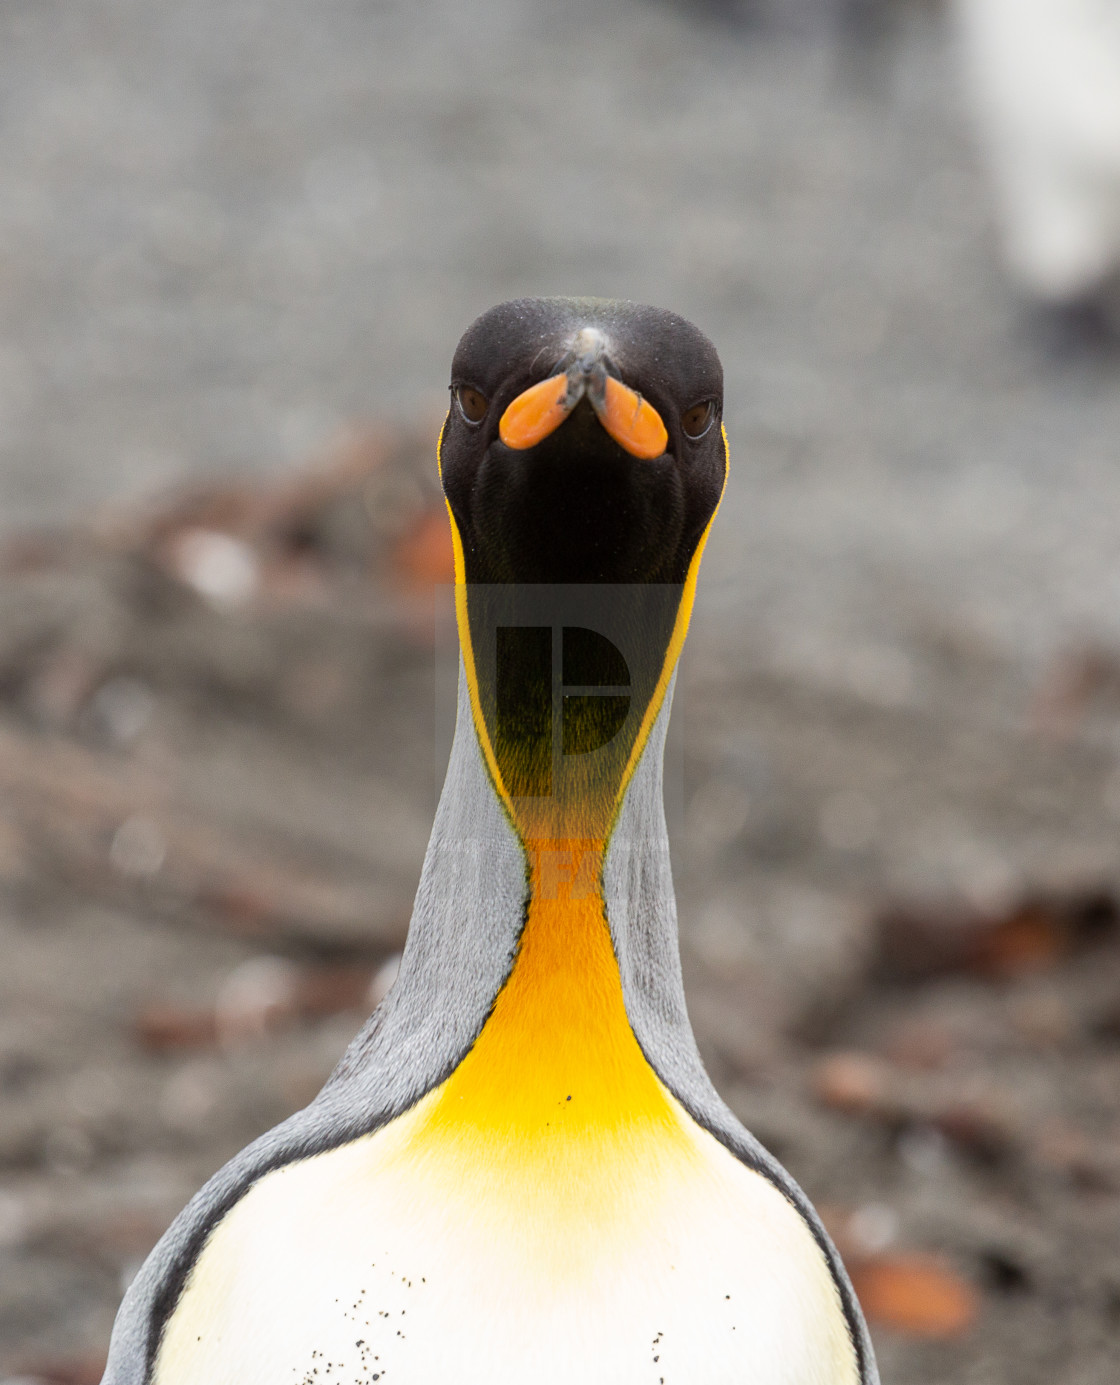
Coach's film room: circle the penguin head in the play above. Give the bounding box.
[439,298,726,832]
[439,298,726,585]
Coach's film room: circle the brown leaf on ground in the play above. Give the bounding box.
[1033,1119,1120,1192]
[1027,644,1120,740]
[850,1253,979,1338]
[134,1004,219,1053]
[390,505,455,588]
[6,1357,107,1385]
[874,891,1117,983]
[295,963,376,1018]
[133,962,375,1052]
[812,1053,1019,1167]
[882,1016,955,1071]
[931,1099,1016,1163]
[811,1051,894,1116]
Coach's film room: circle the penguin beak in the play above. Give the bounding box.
[499,329,669,461]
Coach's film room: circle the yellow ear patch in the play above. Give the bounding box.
[594,376,668,460]
[499,374,572,450]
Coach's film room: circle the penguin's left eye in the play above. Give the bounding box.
[681,401,714,439]
[456,386,489,425]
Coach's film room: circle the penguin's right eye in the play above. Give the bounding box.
[681,401,714,440]
[456,386,489,425]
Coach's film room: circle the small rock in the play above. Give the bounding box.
[811,1052,891,1115]
[166,528,259,608]
[109,816,166,879]
[135,1006,218,1053]
[883,1016,954,1071]
[84,676,155,746]
[159,1061,221,1128]
[367,954,402,1009]
[897,1123,952,1177]
[215,956,301,1044]
[847,1203,899,1256]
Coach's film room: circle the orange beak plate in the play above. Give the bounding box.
[499,374,572,451]
[594,377,668,461]
[499,372,669,461]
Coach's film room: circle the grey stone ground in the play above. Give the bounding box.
[3,0,1120,667]
[3,1,1120,1382]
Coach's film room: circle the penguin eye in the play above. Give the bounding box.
[456,386,489,425]
[681,401,714,440]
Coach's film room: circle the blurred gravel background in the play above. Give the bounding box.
[2,1,1120,1381]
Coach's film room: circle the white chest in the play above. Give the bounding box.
[154,1099,857,1385]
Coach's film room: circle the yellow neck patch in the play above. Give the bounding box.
[405,838,688,1242]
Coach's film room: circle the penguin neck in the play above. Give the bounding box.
[367,671,700,1241]
[419,665,681,1142]
[371,522,723,1142]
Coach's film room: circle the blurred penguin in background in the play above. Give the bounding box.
[951,0,1120,347]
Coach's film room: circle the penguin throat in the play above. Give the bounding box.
[413,839,676,1149]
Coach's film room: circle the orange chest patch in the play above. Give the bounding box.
[410,840,686,1185]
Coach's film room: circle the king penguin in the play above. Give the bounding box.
[100,298,878,1385]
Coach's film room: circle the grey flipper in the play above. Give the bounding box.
[605,677,879,1385]
[101,664,528,1385]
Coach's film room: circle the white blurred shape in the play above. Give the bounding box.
[89,675,155,745]
[897,1123,951,1177]
[110,815,166,877]
[367,953,402,1010]
[215,956,300,1044]
[169,528,259,608]
[952,0,1120,301]
[160,1061,219,1130]
[120,1256,147,1295]
[847,1203,899,1256]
